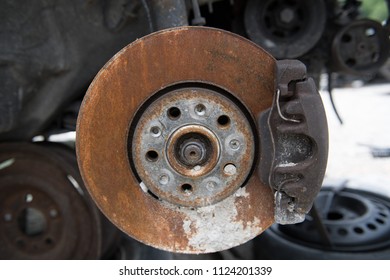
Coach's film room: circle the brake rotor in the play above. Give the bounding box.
[77,27,276,253]
[40,142,121,258]
[0,143,101,259]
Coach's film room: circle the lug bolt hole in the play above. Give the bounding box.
[195,104,206,116]
[146,150,159,162]
[223,163,237,176]
[367,223,377,230]
[217,115,230,127]
[181,184,193,195]
[168,107,181,120]
[376,218,385,225]
[45,238,54,245]
[341,34,352,43]
[338,228,348,236]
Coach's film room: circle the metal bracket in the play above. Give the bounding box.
[259,60,329,224]
[191,0,206,26]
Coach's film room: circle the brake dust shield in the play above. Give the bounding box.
[77,27,276,253]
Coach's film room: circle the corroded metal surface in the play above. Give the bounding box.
[331,19,390,74]
[259,60,329,224]
[132,88,255,207]
[244,0,326,58]
[77,27,276,253]
[0,143,101,259]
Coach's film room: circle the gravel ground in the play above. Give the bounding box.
[321,83,390,197]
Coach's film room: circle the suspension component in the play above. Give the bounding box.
[0,143,102,259]
[77,26,328,253]
[259,60,328,224]
[331,19,390,74]
[244,0,326,58]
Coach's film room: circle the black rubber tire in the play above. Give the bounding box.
[254,226,390,259]
[254,187,390,260]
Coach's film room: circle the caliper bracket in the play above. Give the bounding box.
[259,60,328,224]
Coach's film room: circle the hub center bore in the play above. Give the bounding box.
[176,133,210,167]
[167,125,220,178]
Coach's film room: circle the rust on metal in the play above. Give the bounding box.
[77,26,276,253]
[0,143,102,259]
[165,124,220,178]
[131,88,255,207]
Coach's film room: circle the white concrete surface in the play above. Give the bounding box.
[321,83,390,197]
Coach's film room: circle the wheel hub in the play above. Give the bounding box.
[131,87,255,207]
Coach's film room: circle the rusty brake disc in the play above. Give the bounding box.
[40,141,121,258]
[77,27,277,253]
